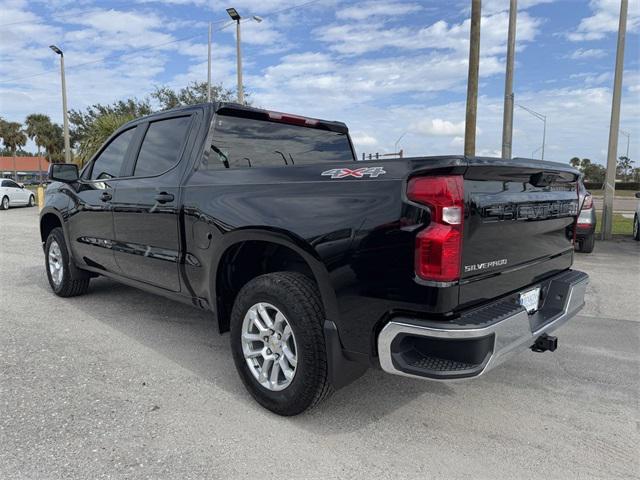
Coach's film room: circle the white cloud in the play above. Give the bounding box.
[314,10,542,56]
[567,0,640,41]
[410,119,466,137]
[340,1,423,21]
[568,48,608,60]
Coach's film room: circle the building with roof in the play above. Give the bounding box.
[0,156,49,183]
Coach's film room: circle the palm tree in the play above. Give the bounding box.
[41,122,65,164]
[1,121,27,180]
[24,114,52,156]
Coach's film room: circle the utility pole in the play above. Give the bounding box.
[601,0,628,241]
[49,45,71,163]
[501,0,517,159]
[207,22,212,102]
[464,0,481,157]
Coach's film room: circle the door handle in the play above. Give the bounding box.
[154,192,174,204]
[100,192,112,202]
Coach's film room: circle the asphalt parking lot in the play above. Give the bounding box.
[1,207,638,480]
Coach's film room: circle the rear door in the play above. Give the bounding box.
[111,113,196,292]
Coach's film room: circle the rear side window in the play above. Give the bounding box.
[90,128,136,180]
[206,115,353,170]
[133,116,191,177]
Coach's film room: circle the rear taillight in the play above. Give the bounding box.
[581,194,593,211]
[407,175,464,282]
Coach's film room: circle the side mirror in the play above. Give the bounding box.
[48,163,79,183]
[635,192,640,199]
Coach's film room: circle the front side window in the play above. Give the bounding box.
[90,128,136,180]
[133,116,191,177]
[4,180,19,188]
[205,115,354,170]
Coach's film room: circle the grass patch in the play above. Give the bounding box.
[595,212,634,235]
[589,189,638,198]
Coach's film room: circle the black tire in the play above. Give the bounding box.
[634,214,640,241]
[45,227,90,297]
[580,233,595,253]
[230,272,333,416]
[28,195,35,207]
[0,196,8,210]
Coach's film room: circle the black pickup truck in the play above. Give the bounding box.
[41,102,588,415]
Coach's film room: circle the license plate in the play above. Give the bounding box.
[519,287,541,313]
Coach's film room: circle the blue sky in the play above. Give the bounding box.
[1,0,638,164]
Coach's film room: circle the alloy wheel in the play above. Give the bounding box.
[48,240,64,287]
[241,302,298,391]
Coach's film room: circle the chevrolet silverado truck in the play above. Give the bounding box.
[41,102,589,416]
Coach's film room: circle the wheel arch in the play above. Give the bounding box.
[210,228,339,334]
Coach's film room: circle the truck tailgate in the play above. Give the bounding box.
[459,159,579,309]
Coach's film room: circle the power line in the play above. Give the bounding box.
[0,0,324,85]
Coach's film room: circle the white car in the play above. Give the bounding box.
[634,192,640,241]
[0,178,36,210]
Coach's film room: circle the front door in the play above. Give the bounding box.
[111,114,194,292]
[67,127,138,273]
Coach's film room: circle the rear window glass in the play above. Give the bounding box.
[205,115,353,169]
[134,116,191,177]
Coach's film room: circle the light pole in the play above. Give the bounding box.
[517,103,546,160]
[226,7,262,105]
[49,45,71,164]
[620,129,630,159]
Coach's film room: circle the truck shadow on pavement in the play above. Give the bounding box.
[31,270,455,431]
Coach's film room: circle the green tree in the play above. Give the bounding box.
[151,81,238,110]
[41,122,65,164]
[569,157,581,169]
[24,113,52,157]
[617,156,634,181]
[0,120,27,179]
[76,112,137,166]
[69,98,152,149]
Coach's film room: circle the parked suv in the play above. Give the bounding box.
[40,103,588,415]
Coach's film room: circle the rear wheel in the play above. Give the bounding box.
[45,227,90,297]
[580,233,595,253]
[634,214,640,241]
[230,272,333,416]
[1,196,8,210]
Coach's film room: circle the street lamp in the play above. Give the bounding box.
[49,45,71,163]
[517,103,546,160]
[226,7,262,104]
[619,129,630,159]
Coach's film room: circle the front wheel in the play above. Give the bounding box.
[45,227,90,297]
[28,195,35,207]
[634,214,640,241]
[230,272,333,416]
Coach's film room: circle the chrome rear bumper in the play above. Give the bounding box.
[378,270,589,381]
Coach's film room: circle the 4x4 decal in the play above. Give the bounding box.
[321,167,386,179]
